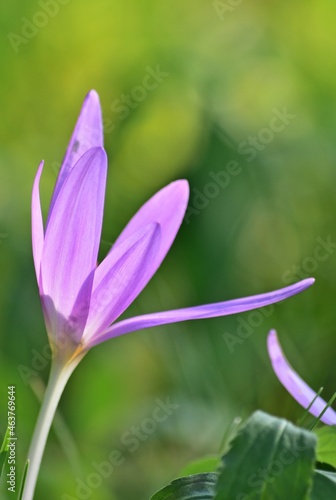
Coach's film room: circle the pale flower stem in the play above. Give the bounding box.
[22,359,79,500]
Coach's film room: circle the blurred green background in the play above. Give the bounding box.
[1,0,336,498]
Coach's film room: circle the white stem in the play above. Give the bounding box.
[22,359,80,500]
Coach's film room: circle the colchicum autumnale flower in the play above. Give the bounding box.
[23,90,314,499]
[267,329,336,425]
[32,91,315,357]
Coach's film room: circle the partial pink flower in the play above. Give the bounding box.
[267,329,336,425]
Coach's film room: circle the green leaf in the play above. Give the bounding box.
[150,473,218,499]
[18,460,29,500]
[180,456,220,476]
[0,427,9,478]
[311,470,336,499]
[215,411,316,500]
[314,426,336,469]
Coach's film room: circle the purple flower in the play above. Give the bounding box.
[32,90,315,361]
[267,329,336,425]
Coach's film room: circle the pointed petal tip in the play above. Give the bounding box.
[36,159,44,174]
[132,220,161,239]
[87,88,99,96]
[163,179,189,196]
[33,160,45,186]
[84,146,107,164]
[48,91,104,217]
[151,221,161,238]
[287,277,315,293]
[302,277,315,287]
[135,220,162,243]
[267,329,279,352]
[160,179,189,209]
[85,89,100,104]
[174,178,189,188]
[172,179,190,198]
[32,160,45,282]
[92,145,106,155]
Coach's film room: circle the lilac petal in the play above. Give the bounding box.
[49,90,103,218]
[83,223,161,345]
[32,160,45,281]
[89,278,314,347]
[111,180,189,274]
[267,329,336,425]
[40,147,107,342]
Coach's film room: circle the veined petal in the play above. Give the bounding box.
[32,160,44,281]
[40,147,107,341]
[267,330,336,426]
[83,223,161,345]
[111,180,189,273]
[49,90,103,218]
[89,278,314,347]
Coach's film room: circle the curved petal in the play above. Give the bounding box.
[40,147,107,342]
[32,160,45,281]
[267,330,336,425]
[48,90,103,219]
[111,179,189,273]
[89,278,315,347]
[83,223,161,345]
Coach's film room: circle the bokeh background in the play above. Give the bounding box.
[1,0,336,498]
